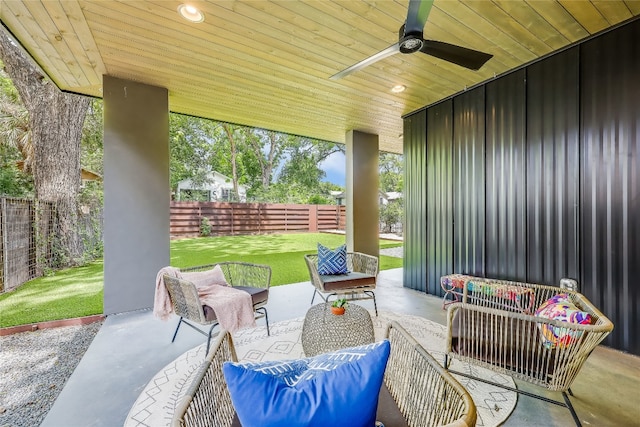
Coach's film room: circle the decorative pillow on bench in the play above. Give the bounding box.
[317,243,348,275]
[222,340,390,427]
[535,293,592,349]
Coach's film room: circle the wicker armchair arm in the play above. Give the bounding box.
[171,331,238,427]
[385,321,476,427]
[304,254,324,290]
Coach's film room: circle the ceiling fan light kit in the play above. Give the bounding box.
[331,0,492,80]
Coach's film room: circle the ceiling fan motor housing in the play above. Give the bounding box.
[398,25,424,54]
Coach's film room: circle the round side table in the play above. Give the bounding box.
[301,302,375,357]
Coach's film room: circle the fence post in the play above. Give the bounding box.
[308,205,318,232]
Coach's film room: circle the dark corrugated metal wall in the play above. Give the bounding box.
[485,70,527,281]
[403,18,640,355]
[526,48,580,285]
[426,101,453,295]
[403,110,427,292]
[453,87,485,276]
[580,22,640,355]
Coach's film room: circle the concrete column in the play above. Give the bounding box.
[346,130,379,257]
[103,76,170,314]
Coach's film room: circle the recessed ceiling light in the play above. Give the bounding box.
[178,4,205,23]
[391,85,406,93]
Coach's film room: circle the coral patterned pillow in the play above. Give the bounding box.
[535,294,592,349]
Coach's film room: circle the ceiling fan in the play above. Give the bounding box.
[330,0,493,80]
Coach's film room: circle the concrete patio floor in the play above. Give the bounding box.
[41,268,640,427]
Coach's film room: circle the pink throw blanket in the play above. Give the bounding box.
[153,266,256,332]
[197,283,256,332]
[154,266,181,321]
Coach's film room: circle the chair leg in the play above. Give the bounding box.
[171,317,184,343]
[310,288,317,305]
[363,290,378,316]
[562,391,582,427]
[256,307,270,336]
[264,307,270,336]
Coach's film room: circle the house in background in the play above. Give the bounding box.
[331,190,401,207]
[380,191,402,206]
[175,171,247,202]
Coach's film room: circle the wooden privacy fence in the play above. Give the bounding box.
[171,201,346,237]
[0,198,56,293]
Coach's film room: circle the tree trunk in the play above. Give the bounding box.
[0,28,90,266]
[247,130,276,189]
[222,123,240,201]
[263,131,277,188]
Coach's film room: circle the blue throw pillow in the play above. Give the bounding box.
[222,340,391,427]
[317,243,348,275]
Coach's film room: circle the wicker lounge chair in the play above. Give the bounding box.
[164,262,271,354]
[304,252,379,315]
[442,274,613,426]
[171,321,477,427]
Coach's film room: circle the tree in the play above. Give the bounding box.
[246,129,291,190]
[169,114,215,193]
[379,152,403,234]
[220,123,242,200]
[166,115,345,204]
[0,144,33,197]
[79,99,104,210]
[279,138,343,188]
[0,61,33,197]
[379,152,403,193]
[0,28,90,266]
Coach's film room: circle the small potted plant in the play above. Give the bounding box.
[331,298,348,315]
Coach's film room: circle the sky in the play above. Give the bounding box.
[320,151,346,187]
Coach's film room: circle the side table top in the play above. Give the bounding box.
[301,302,375,357]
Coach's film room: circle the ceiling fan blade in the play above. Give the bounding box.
[404,0,434,35]
[330,43,400,80]
[420,40,493,70]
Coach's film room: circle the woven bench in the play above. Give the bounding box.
[442,274,613,426]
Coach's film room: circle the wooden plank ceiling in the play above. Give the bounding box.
[1,0,639,154]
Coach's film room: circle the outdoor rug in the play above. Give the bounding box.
[125,311,517,427]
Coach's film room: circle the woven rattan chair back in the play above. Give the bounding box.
[385,321,477,427]
[171,331,238,427]
[164,275,209,324]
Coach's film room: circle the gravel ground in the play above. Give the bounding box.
[0,322,102,427]
[380,246,403,258]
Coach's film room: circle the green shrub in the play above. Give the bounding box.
[200,216,212,236]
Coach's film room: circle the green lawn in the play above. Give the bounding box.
[0,233,402,328]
